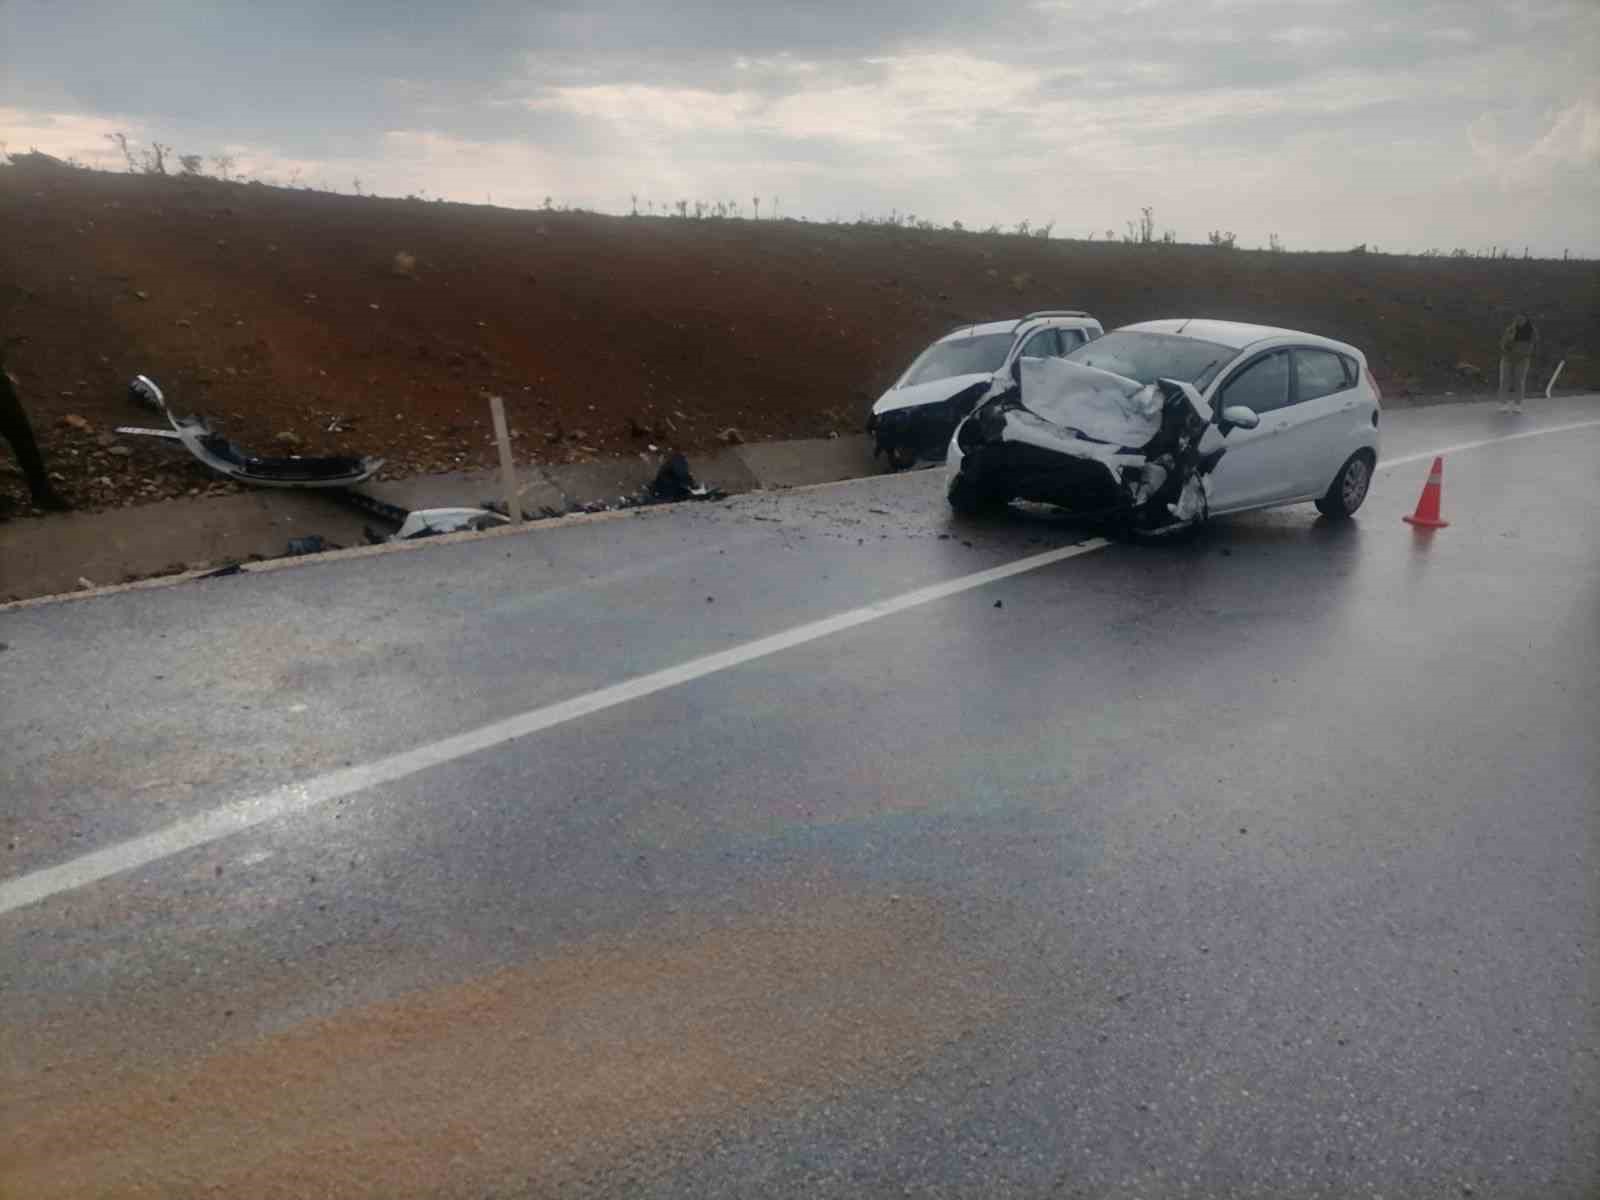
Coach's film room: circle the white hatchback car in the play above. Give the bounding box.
[946,318,1382,533]
[869,310,1104,468]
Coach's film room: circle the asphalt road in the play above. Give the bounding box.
[3,396,1597,1199]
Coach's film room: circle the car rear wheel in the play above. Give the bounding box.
[1315,452,1373,519]
[947,470,1009,516]
[888,444,918,471]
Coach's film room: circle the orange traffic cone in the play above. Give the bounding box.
[1402,456,1450,528]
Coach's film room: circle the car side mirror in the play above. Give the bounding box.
[1219,404,1260,433]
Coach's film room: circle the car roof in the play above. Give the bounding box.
[1118,318,1362,357]
[938,311,1100,343]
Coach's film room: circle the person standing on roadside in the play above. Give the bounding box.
[1497,312,1538,413]
[0,345,70,513]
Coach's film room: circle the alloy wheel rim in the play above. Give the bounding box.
[1343,459,1370,508]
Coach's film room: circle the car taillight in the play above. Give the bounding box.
[1364,366,1383,403]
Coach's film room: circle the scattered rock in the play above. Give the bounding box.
[391,250,417,278]
[95,432,118,448]
[274,431,301,446]
[107,445,133,457]
[77,576,95,590]
[718,426,744,445]
[61,414,91,432]
[174,318,192,328]
[133,290,149,301]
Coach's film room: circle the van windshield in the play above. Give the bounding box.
[900,333,1013,387]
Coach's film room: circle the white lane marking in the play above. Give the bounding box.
[0,538,1110,916]
[1378,418,1600,471]
[5,414,1597,918]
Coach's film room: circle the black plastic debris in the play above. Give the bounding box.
[198,562,245,579]
[285,535,327,556]
[651,453,706,501]
[483,453,726,520]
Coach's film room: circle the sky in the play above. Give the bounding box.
[2,0,1597,254]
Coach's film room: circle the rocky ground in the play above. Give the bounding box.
[3,158,1594,517]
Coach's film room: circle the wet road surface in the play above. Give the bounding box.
[3,397,1598,1198]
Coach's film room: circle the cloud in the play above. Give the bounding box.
[2,0,1596,252]
[0,107,145,170]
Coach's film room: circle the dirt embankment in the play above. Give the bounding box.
[2,161,1595,515]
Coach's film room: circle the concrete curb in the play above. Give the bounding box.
[0,435,888,608]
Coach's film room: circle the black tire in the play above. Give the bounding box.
[947,469,1008,516]
[1315,452,1374,519]
[888,444,917,471]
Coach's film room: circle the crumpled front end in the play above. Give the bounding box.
[948,361,1224,532]
[869,377,992,468]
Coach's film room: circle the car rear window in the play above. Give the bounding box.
[1295,348,1353,402]
[900,333,1014,387]
[1063,331,1233,388]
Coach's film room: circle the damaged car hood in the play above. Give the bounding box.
[872,372,995,417]
[1012,358,1164,447]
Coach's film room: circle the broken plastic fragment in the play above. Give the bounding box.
[392,507,510,540]
[1167,473,1207,522]
[123,374,383,488]
[285,535,327,556]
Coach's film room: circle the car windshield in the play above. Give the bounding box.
[900,332,1014,386]
[1064,331,1233,389]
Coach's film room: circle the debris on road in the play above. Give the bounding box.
[331,486,511,543]
[123,375,383,488]
[391,507,509,541]
[284,535,329,556]
[651,452,719,502]
[479,452,727,522]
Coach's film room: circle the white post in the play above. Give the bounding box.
[488,394,523,525]
[1545,360,1565,399]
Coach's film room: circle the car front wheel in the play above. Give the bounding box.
[1315,452,1373,519]
[947,470,1008,516]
